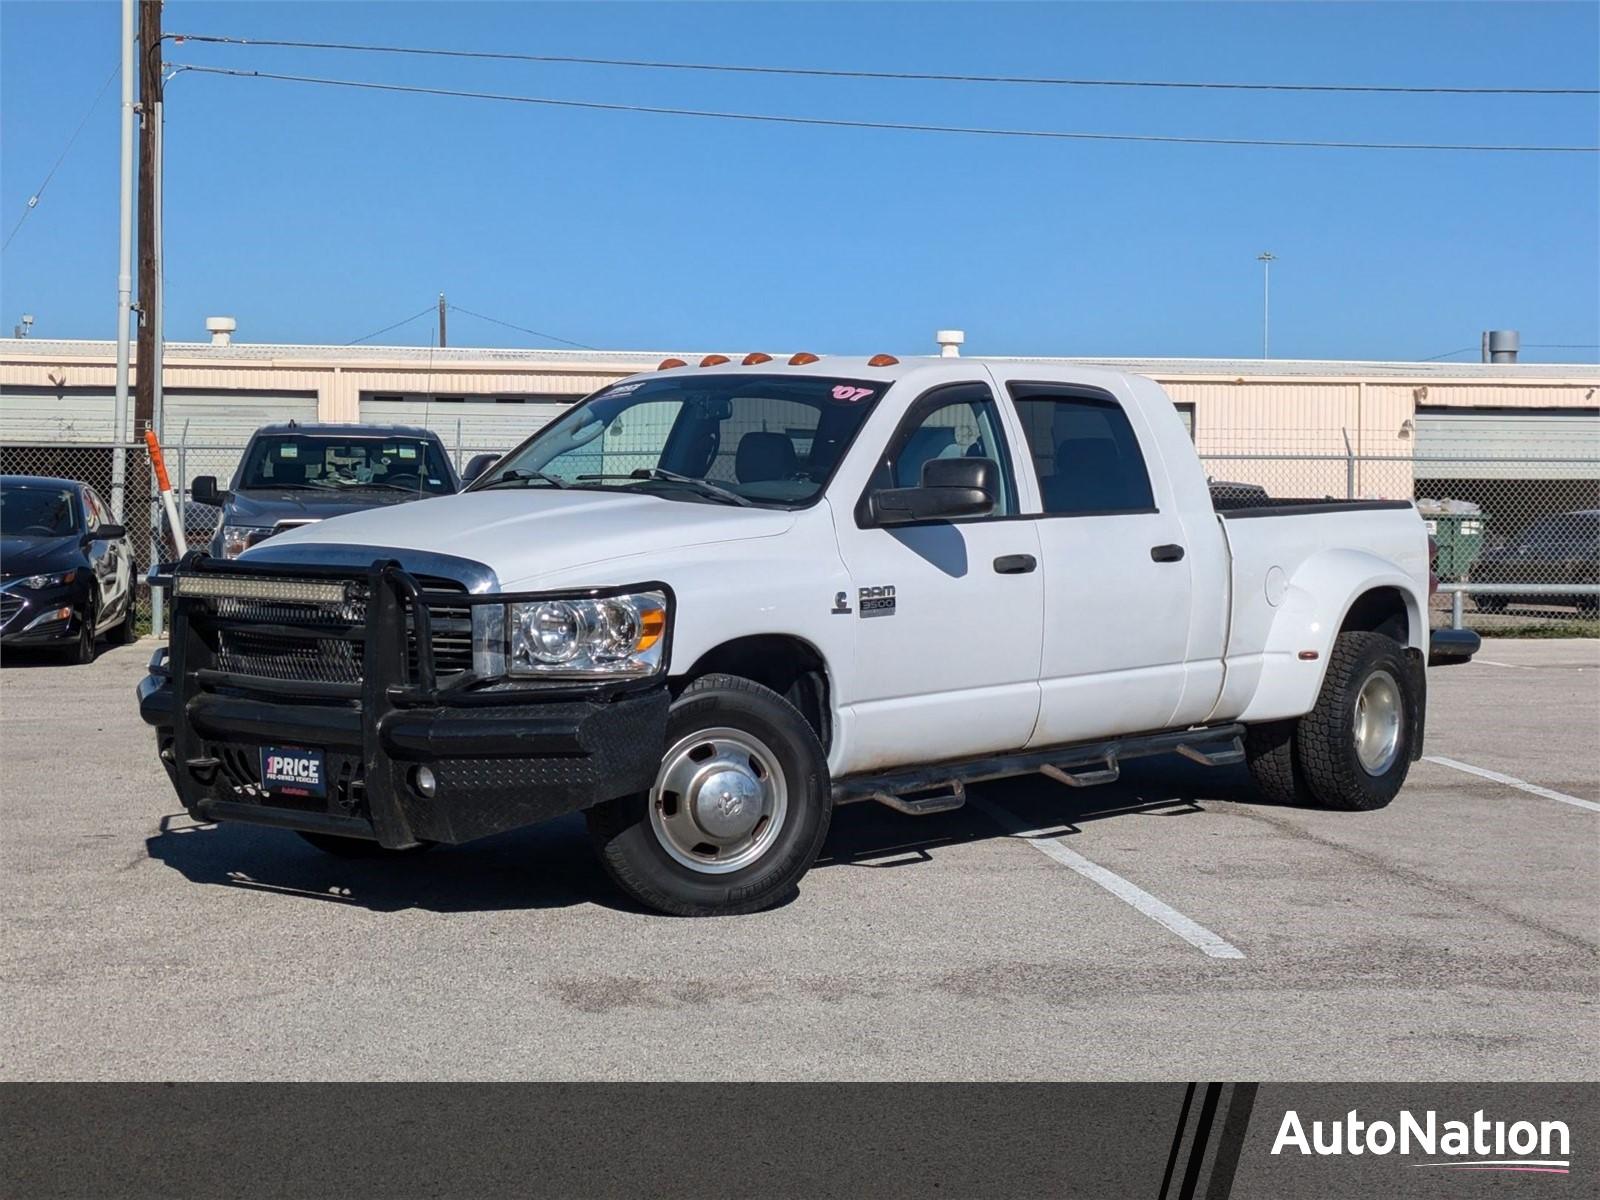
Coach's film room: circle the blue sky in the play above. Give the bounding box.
[2,1,1596,362]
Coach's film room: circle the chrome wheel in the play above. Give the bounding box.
[649,726,788,875]
[1352,668,1403,776]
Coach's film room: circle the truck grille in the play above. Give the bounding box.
[200,574,476,688]
[409,577,473,680]
[213,588,368,685]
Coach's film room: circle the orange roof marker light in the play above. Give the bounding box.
[657,357,687,370]
[788,352,820,366]
[700,354,731,367]
[742,352,774,366]
[868,353,900,367]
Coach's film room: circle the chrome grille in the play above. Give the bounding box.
[0,593,23,627]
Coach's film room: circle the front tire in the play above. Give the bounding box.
[112,603,139,645]
[61,605,95,665]
[1295,631,1418,811]
[586,673,832,916]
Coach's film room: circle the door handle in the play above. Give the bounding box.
[993,554,1037,575]
[1150,544,1185,563]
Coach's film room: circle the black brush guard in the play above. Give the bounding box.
[139,554,669,847]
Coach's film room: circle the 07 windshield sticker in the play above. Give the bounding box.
[606,382,645,397]
[831,385,873,403]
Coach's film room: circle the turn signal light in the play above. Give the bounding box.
[657,357,687,370]
[868,353,899,367]
[742,352,773,365]
[636,608,667,652]
[789,352,820,366]
[700,354,730,367]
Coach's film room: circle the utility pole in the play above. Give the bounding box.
[438,292,447,347]
[111,0,135,522]
[1257,251,1276,359]
[133,0,162,438]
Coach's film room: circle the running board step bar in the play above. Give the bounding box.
[1174,736,1245,768]
[868,781,967,816]
[833,723,1246,811]
[1040,758,1120,788]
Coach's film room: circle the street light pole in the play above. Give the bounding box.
[1257,251,1276,359]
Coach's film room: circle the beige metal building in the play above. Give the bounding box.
[3,335,1597,504]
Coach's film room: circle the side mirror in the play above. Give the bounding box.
[91,523,126,540]
[864,457,998,526]
[462,453,499,484]
[191,475,225,507]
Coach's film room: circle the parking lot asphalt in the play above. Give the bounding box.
[2,638,1596,1081]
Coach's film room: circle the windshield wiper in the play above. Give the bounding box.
[477,468,569,490]
[341,482,423,493]
[575,469,752,507]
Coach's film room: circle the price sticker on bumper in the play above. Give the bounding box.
[260,747,327,797]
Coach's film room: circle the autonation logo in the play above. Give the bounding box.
[1272,1109,1571,1175]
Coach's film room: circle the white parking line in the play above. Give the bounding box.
[1424,756,1600,813]
[971,797,1245,960]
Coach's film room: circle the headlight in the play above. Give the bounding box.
[19,570,77,589]
[219,525,275,559]
[507,591,668,677]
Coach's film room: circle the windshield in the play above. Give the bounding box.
[475,374,888,507]
[1,486,80,538]
[236,435,455,495]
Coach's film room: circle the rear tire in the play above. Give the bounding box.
[113,604,139,644]
[1244,719,1317,806]
[1295,631,1417,811]
[296,831,434,858]
[586,673,832,916]
[1474,596,1506,614]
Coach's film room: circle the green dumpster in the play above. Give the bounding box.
[1419,510,1488,581]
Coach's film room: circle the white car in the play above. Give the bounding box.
[140,354,1477,915]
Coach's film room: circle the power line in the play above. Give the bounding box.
[3,62,120,253]
[168,34,1600,96]
[446,304,596,350]
[171,65,1600,154]
[345,305,435,345]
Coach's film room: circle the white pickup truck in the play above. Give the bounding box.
[140,354,1478,915]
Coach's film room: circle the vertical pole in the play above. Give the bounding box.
[1342,429,1355,499]
[134,0,161,439]
[1257,251,1276,359]
[438,292,447,347]
[1452,589,1464,630]
[111,0,136,522]
[1262,259,1269,359]
[149,88,166,637]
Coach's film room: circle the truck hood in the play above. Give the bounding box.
[243,488,796,587]
[226,486,435,527]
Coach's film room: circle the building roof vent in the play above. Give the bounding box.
[206,316,237,346]
[1483,329,1519,363]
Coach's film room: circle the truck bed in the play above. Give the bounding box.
[1216,497,1416,519]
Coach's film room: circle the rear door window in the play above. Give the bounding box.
[1008,386,1156,516]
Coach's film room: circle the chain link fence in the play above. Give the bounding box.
[4,429,1597,639]
[1197,449,1600,636]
